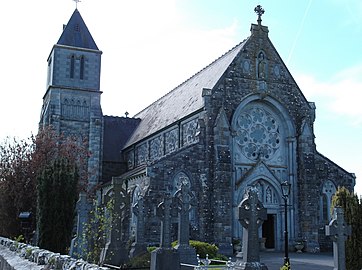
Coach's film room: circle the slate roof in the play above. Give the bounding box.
[103,116,141,161]
[124,39,248,149]
[57,9,99,50]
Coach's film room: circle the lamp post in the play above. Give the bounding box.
[281,181,291,269]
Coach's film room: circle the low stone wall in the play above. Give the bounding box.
[0,237,110,270]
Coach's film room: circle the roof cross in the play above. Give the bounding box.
[254,5,265,25]
[73,0,81,9]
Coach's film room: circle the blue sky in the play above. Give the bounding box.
[0,0,361,194]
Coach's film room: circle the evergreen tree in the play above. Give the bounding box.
[331,186,362,269]
[37,158,78,254]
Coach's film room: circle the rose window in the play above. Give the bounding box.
[236,107,281,161]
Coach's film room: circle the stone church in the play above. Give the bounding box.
[39,8,355,257]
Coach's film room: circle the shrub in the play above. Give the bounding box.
[126,251,151,267]
[172,240,218,259]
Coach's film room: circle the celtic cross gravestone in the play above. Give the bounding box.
[235,187,268,270]
[151,194,180,270]
[325,207,351,270]
[174,183,197,268]
[130,194,147,257]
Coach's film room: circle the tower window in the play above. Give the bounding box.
[80,55,85,80]
[70,55,75,79]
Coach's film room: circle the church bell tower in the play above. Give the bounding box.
[39,9,103,186]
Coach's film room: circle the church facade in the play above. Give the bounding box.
[39,9,355,256]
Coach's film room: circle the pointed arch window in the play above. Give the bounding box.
[320,180,336,223]
[80,55,85,80]
[70,55,75,79]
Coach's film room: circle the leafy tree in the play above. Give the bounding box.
[0,126,90,241]
[37,158,79,254]
[331,186,362,269]
[0,136,35,238]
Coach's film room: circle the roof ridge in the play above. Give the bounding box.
[134,38,249,117]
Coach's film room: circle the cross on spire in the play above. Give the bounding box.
[254,5,265,25]
[73,0,81,9]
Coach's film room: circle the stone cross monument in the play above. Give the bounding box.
[174,183,197,267]
[325,207,351,270]
[235,187,268,270]
[130,194,147,257]
[101,177,129,266]
[151,194,180,270]
[69,192,92,258]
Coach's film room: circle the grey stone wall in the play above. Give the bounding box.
[52,46,101,91]
[0,237,109,270]
[143,140,211,244]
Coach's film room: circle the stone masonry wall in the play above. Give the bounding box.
[145,139,211,244]
[0,237,109,270]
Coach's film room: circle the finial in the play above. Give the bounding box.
[254,5,265,25]
[73,0,81,9]
[125,111,129,118]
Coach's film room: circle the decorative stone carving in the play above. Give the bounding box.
[182,119,199,146]
[165,128,179,154]
[136,143,148,166]
[150,135,164,161]
[273,65,281,79]
[61,97,89,120]
[256,51,267,80]
[242,59,251,74]
[127,150,134,169]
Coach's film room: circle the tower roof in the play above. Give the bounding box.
[57,9,99,50]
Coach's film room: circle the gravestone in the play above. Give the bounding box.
[69,192,92,258]
[235,187,268,270]
[130,194,147,257]
[325,207,351,270]
[174,183,197,268]
[151,194,180,270]
[101,177,129,266]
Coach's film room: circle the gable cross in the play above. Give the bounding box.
[254,5,265,25]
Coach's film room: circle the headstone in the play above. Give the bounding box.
[151,194,180,270]
[129,194,147,257]
[101,177,129,266]
[235,187,268,270]
[69,192,92,258]
[174,183,197,268]
[325,207,351,270]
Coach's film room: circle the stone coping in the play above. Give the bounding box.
[0,237,110,270]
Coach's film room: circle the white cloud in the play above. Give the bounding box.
[295,68,362,195]
[296,65,362,127]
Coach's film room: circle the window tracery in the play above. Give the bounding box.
[321,180,336,222]
[165,128,178,154]
[235,107,281,161]
[150,135,164,161]
[182,119,199,146]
